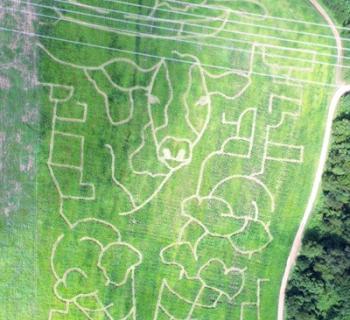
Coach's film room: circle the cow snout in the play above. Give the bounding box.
[158,137,192,170]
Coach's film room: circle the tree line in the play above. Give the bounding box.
[286,94,350,319]
[286,2,350,319]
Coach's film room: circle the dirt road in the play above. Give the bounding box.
[277,1,350,319]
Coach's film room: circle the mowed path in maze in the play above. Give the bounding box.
[33,0,338,319]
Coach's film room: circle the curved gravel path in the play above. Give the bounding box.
[278,1,350,319]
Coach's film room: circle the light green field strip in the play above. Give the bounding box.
[6,0,340,319]
[0,1,39,320]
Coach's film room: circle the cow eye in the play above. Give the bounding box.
[148,94,160,105]
[196,95,210,107]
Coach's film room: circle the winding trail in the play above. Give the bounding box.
[278,1,350,319]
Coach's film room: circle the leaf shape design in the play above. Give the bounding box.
[183,196,246,236]
[99,243,142,286]
[199,260,243,300]
[161,242,198,278]
[230,219,272,255]
[55,268,93,301]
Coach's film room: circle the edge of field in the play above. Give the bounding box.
[279,0,350,319]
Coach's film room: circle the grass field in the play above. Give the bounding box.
[0,2,39,319]
[1,0,341,319]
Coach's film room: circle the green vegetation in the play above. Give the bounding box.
[286,95,350,320]
[33,1,337,318]
[0,0,344,319]
[321,0,350,80]
[322,0,350,29]
[0,2,39,320]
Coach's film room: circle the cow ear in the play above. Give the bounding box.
[204,69,251,100]
[148,61,172,129]
[185,64,211,134]
[149,61,172,105]
[103,58,155,90]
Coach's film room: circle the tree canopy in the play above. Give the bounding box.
[286,95,350,319]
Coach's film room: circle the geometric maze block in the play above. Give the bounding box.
[49,165,94,200]
[51,132,83,168]
[266,142,304,163]
[56,101,87,123]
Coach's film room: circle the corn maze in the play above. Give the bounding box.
[12,0,341,319]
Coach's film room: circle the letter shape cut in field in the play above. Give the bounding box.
[39,0,339,319]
